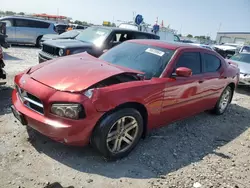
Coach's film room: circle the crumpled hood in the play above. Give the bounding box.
[42,39,93,48]
[28,53,143,92]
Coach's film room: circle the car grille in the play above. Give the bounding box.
[42,45,57,56]
[16,85,44,115]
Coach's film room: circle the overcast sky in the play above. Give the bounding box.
[1,0,250,39]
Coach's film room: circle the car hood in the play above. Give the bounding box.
[28,53,143,92]
[213,45,236,51]
[42,34,59,40]
[42,39,93,48]
[229,60,250,74]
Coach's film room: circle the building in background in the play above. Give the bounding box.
[216,32,250,45]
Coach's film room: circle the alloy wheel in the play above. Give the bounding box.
[219,88,231,112]
[106,116,139,153]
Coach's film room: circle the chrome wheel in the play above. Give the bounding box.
[219,88,231,112]
[106,116,139,153]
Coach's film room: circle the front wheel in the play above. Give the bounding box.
[36,36,43,48]
[91,108,144,160]
[212,86,233,115]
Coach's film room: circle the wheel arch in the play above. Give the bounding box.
[228,82,235,102]
[94,102,148,138]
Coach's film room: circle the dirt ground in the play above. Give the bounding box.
[0,46,249,188]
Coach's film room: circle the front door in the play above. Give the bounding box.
[160,51,204,125]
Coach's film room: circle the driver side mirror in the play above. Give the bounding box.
[175,67,192,77]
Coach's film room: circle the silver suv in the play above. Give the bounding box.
[0,16,57,47]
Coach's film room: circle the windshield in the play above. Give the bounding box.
[75,27,111,46]
[60,30,80,38]
[230,53,250,63]
[99,42,175,79]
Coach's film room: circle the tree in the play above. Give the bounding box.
[74,20,82,25]
[187,34,193,38]
[5,11,16,15]
[111,23,116,27]
[178,34,182,37]
[18,12,25,15]
[206,36,211,40]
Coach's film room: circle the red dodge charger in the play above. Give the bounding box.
[11,40,239,160]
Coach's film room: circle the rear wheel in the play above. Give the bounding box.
[212,86,233,115]
[91,108,143,160]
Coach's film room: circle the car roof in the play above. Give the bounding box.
[90,26,158,36]
[0,16,53,24]
[129,39,203,50]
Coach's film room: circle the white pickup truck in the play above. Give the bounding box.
[118,23,180,42]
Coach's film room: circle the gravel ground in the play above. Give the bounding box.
[0,46,249,188]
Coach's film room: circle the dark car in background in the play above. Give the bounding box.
[40,29,84,44]
[38,26,160,63]
[54,23,68,34]
[0,46,6,83]
[0,21,9,48]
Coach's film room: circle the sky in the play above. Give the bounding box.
[1,0,250,39]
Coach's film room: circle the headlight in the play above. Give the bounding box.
[51,103,85,119]
[58,49,64,56]
[84,89,94,98]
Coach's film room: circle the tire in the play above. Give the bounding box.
[91,108,144,160]
[212,86,233,115]
[36,36,43,48]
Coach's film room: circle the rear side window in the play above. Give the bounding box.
[15,19,50,28]
[176,52,201,74]
[203,53,221,72]
[134,33,152,39]
[33,21,50,28]
[15,19,30,27]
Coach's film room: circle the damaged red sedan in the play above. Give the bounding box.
[11,40,239,160]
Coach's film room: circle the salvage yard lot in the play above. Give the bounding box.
[0,46,249,188]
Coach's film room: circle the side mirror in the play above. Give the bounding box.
[175,67,192,77]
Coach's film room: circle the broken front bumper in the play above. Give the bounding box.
[239,73,250,85]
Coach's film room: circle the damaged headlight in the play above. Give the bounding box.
[51,103,85,119]
[58,49,64,56]
[240,72,250,78]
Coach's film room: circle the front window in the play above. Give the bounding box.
[75,27,111,47]
[230,53,250,63]
[99,42,175,79]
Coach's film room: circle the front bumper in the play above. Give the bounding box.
[239,73,250,85]
[11,75,103,146]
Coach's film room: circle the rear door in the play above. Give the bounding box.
[199,52,226,109]
[0,18,16,42]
